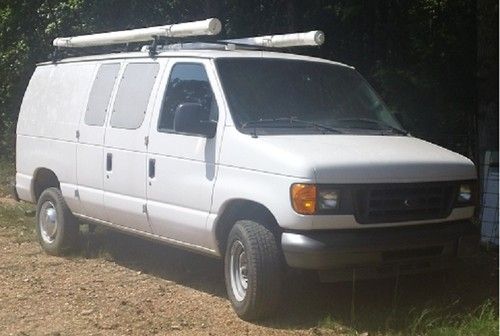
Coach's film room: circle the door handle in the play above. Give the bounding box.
[106,153,113,171]
[149,158,156,178]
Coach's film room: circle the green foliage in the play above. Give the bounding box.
[0,0,497,158]
[406,300,498,336]
[0,202,35,243]
[316,282,498,336]
[0,158,14,196]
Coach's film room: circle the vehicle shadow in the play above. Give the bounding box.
[82,226,227,297]
[81,226,498,332]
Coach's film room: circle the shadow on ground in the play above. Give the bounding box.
[81,225,498,333]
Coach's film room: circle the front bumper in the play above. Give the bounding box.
[281,220,479,276]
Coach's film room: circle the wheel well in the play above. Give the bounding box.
[215,199,280,255]
[32,168,60,202]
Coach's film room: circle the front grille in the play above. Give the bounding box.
[354,183,456,224]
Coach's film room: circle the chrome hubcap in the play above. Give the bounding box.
[40,201,58,244]
[230,240,248,301]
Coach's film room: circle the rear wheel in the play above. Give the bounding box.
[224,220,283,320]
[36,187,79,255]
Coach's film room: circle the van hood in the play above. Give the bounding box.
[220,129,476,183]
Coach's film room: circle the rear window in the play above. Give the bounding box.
[110,62,159,129]
[85,63,120,126]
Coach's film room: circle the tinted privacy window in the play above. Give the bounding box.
[216,58,402,135]
[158,63,217,132]
[110,63,159,129]
[85,63,120,126]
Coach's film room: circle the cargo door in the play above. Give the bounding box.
[77,62,120,221]
[103,61,160,233]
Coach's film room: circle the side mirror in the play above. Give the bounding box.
[173,103,217,138]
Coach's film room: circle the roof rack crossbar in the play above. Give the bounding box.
[52,18,222,48]
[140,41,276,53]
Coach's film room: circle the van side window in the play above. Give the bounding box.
[85,63,120,126]
[158,63,218,133]
[110,62,159,129]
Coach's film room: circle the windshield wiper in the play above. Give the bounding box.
[241,117,344,136]
[334,117,408,135]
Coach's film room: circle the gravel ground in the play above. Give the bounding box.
[0,201,348,336]
[0,194,497,336]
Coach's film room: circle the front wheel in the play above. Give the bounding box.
[224,220,283,320]
[36,187,79,255]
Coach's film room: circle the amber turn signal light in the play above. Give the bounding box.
[291,184,317,215]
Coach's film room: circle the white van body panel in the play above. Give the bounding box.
[218,132,476,183]
[17,63,94,141]
[210,165,314,231]
[16,62,96,211]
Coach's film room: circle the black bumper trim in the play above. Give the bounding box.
[281,221,479,270]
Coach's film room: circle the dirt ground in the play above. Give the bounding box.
[0,195,497,336]
[0,212,348,336]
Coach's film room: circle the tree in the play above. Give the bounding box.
[0,0,497,161]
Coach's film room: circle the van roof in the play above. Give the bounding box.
[38,48,353,69]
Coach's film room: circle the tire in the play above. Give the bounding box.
[224,220,283,320]
[35,187,79,255]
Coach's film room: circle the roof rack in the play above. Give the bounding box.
[140,30,325,54]
[52,18,222,48]
[49,22,325,61]
[140,41,268,53]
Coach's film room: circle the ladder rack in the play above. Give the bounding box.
[140,30,325,54]
[50,18,325,60]
[53,18,222,48]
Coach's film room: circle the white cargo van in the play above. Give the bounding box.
[15,19,479,320]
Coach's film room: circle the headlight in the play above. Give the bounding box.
[291,184,341,214]
[318,189,340,210]
[457,183,472,203]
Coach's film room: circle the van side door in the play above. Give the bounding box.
[103,61,162,233]
[77,62,120,221]
[146,59,224,249]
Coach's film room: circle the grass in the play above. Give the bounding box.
[0,159,35,243]
[0,158,15,197]
[314,287,498,335]
[312,250,499,336]
[317,299,498,336]
[0,202,35,243]
[0,158,497,335]
[311,240,499,335]
[406,300,498,336]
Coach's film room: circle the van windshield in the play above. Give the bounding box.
[215,58,405,136]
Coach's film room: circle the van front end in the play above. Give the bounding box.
[216,56,480,283]
[282,179,479,280]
